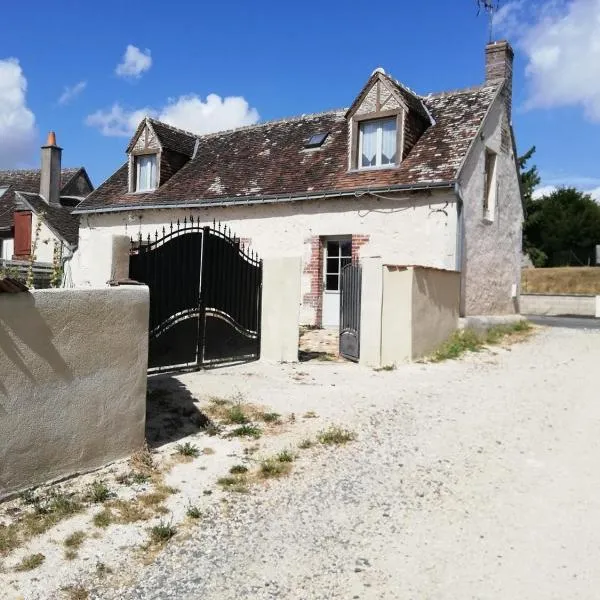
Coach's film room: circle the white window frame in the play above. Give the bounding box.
[135,154,158,192]
[483,149,498,221]
[358,117,397,169]
[323,237,352,293]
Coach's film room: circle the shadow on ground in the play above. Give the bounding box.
[145,376,211,448]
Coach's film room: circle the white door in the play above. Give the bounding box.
[322,237,352,327]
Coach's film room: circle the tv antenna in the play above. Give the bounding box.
[477,0,500,42]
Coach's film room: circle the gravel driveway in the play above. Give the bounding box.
[97,325,600,599]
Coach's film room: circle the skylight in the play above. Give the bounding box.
[305,132,328,149]
[0,187,8,199]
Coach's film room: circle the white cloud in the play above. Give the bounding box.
[58,80,86,105]
[115,45,152,79]
[532,184,557,199]
[496,0,600,121]
[86,93,259,137]
[0,58,36,168]
[586,186,600,202]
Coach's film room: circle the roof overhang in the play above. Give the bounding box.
[73,180,457,215]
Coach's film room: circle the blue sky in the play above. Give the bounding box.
[0,0,599,198]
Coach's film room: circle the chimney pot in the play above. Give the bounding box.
[46,131,57,146]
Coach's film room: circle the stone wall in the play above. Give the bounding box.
[0,286,149,499]
[520,293,599,317]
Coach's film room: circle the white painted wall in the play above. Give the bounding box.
[1,238,13,260]
[458,95,523,315]
[75,191,459,324]
[31,212,63,264]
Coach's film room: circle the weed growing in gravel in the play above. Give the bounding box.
[230,464,249,474]
[64,531,86,550]
[204,422,222,437]
[61,584,89,599]
[87,480,112,503]
[317,426,357,445]
[259,459,291,479]
[95,561,113,579]
[149,521,176,545]
[203,447,215,455]
[228,424,262,439]
[217,476,239,487]
[260,411,281,423]
[225,404,249,424]
[175,442,200,458]
[276,449,295,463]
[186,505,202,519]
[298,438,314,449]
[93,508,113,528]
[303,411,318,419]
[374,364,396,372]
[15,552,45,571]
[131,444,156,476]
[0,524,19,555]
[65,549,77,560]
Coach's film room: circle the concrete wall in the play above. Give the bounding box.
[0,286,149,498]
[521,293,599,317]
[459,95,523,316]
[32,212,61,264]
[411,267,461,358]
[69,233,130,287]
[261,257,302,362]
[362,264,460,367]
[74,191,458,324]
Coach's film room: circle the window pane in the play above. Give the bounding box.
[137,155,157,191]
[360,122,378,167]
[326,257,339,274]
[340,241,351,257]
[326,241,340,257]
[381,118,397,165]
[326,274,339,291]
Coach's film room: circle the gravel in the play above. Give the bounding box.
[90,325,600,599]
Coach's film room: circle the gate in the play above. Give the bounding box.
[339,262,361,361]
[129,218,262,373]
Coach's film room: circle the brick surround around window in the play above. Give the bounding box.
[351,234,370,261]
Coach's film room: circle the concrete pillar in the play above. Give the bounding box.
[70,233,131,288]
[359,256,383,368]
[260,257,301,362]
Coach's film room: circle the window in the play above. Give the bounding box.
[483,149,497,220]
[305,132,328,148]
[324,239,352,291]
[359,117,397,168]
[135,154,158,192]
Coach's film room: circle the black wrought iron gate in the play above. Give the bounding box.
[129,218,262,372]
[339,262,361,361]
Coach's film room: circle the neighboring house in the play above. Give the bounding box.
[74,40,523,324]
[0,133,93,264]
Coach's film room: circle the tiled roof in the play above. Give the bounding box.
[16,192,79,247]
[76,83,501,213]
[0,168,84,230]
[127,118,198,157]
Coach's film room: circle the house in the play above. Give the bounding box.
[73,40,523,325]
[0,133,93,265]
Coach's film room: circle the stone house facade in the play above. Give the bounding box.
[73,40,523,325]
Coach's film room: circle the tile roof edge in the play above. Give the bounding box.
[73,180,457,214]
[421,82,499,99]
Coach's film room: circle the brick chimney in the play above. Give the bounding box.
[485,40,514,124]
[40,131,62,204]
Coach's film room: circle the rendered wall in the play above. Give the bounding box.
[74,190,458,325]
[459,96,523,315]
[411,267,460,358]
[261,257,302,362]
[0,286,149,499]
[380,266,412,366]
[520,293,598,317]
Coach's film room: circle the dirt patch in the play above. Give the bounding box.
[522,266,600,294]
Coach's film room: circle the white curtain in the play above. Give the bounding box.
[137,155,157,191]
[361,122,378,167]
[381,118,396,165]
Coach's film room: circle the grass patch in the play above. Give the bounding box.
[175,442,200,458]
[298,438,314,449]
[228,424,262,439]
[224,404,249,424]
[229,464,249,475]
[65,549,78,561]
[93,508,113,528]
[432,322,533,362]
[259,459,291,479]
[95,561,113,579]
[374,364,396,372]
[131,444,156,477]
[15,552,45,571]
[64,530,86,549]
[149,521,176,545]
[260,411,281,423]
[0,524,20,556]
[217,476,239,487]
[317,426,357,446]
[303,411,318,419]
[276,449,295,463]
[522,266,600,295]
[186,505,202,519]
[87,480,112,503]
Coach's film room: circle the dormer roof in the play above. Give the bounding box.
[126,117,198,157]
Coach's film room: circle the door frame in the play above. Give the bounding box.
[321,235,352,327]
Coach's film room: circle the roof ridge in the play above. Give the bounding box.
[0,166,82,174]
[147,117,199,140]
[196,108,347,140]
[421,83,497,99]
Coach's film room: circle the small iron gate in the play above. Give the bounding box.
[339,262,361,361]
[129,218,262,373]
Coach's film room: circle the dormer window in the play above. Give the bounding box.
[359,117,397,168]
[135,154,157,192]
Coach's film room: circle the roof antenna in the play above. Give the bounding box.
[477,0,500,43]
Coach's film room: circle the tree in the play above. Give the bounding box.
[524,188,600,267]
[518,146,543,264]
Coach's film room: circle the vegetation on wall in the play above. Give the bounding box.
[519,147,600,267]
